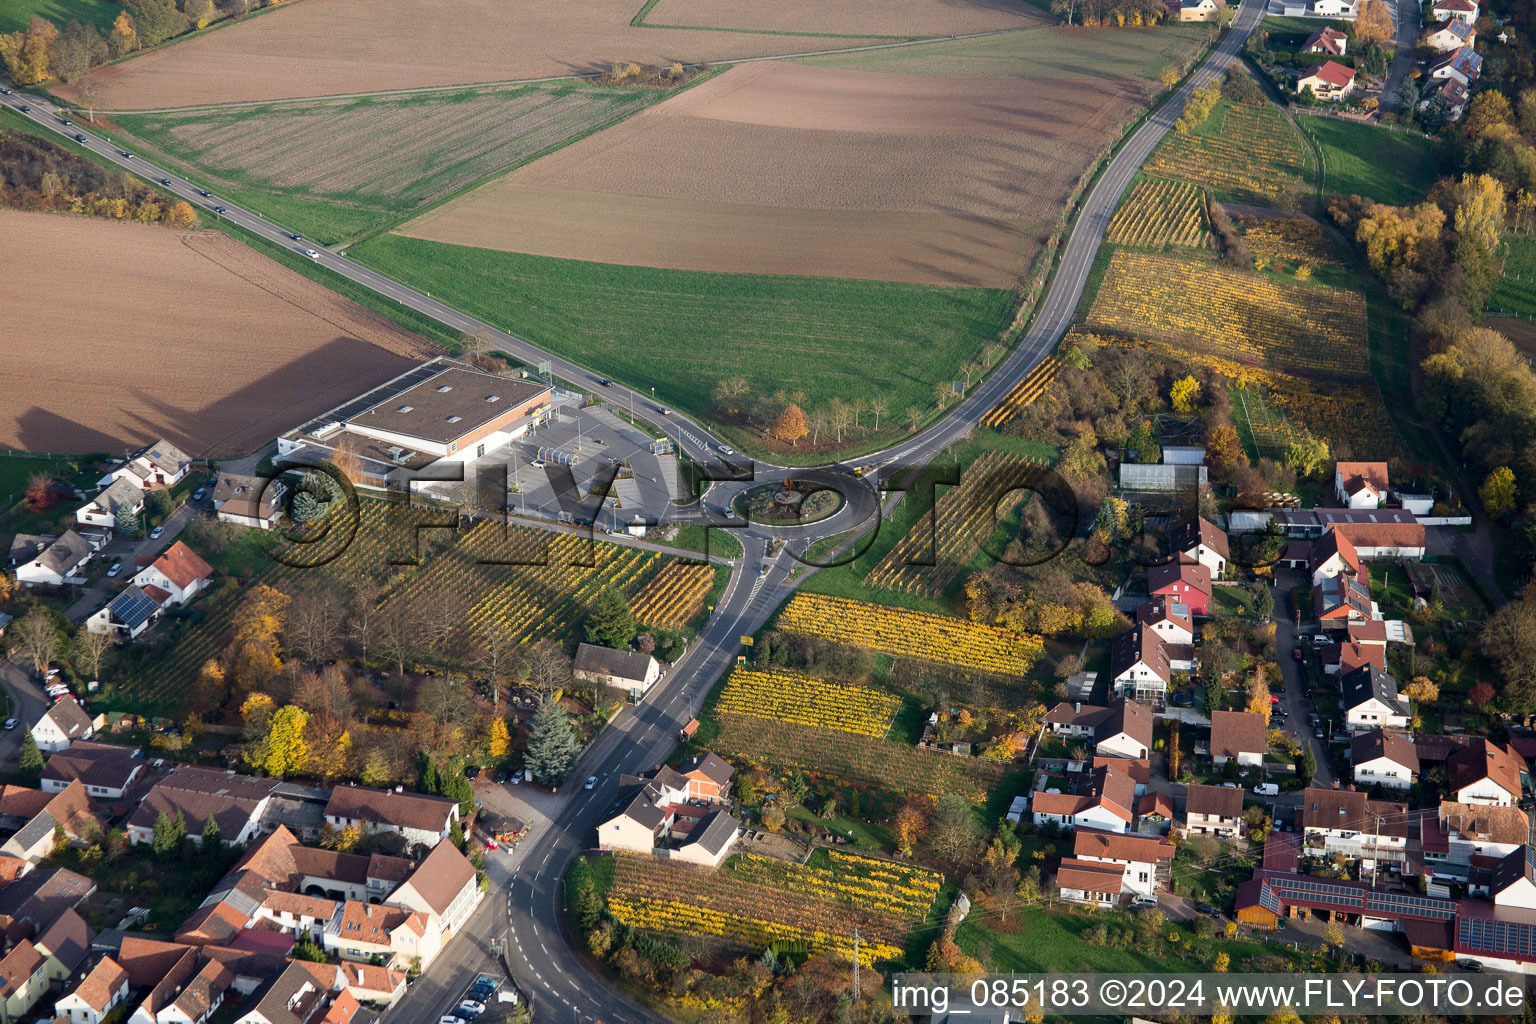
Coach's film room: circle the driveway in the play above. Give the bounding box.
[1271,578,1335,786]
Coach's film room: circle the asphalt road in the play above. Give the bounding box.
[1380,0,1421,114]
[4,11,1266,1016]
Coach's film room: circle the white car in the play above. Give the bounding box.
[304,249,320,260]
[149,526,164,539]
[458,1001,486,1017]
[584,775,597,790]
[1130,894,1158,907]
[717,445,735,456]
[3,720,16,731]
[106,563,122,577]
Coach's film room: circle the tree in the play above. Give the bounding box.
[72,627,112,686]
[761,804,786,831]
[771,404,809,445]
[523,696,580,785]
[928,794,982,863]
[583,587,636,649]
[51,19,106,82]
[1403,677,1439,704]
[488,717,511,760]
[0,19,57,85]
[894,799,929,855]
[1353,0,1391,45]
[360,747,392,788]
[151,809,186,858]
[1170,375,1201,415]
[129,0,187,46]
[1480,466,1518,519]
[1482,602,1536,710]
[108,10,136,56]
[18,733,43,781]
[1470,680,1498,708]
[1282,437,1329,477]
[12,609,60,678]
[1297,743,1317,782]
[115,506,142,534]
[262,706,310,778]
[1159,64,1181,90]
[201,813,223,852]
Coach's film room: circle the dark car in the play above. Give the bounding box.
[1196,902,1221,918]
[73,133,86,143]
[0,87,11,94]
[464,765,481,780]
[160,178,173,186]
[60,117,71,125]
[18,104,31,113]
[120,150,133,158]
[198,189,212,197]
[290,233,303,241]
[212,205,227,214]
[597,378,613,387]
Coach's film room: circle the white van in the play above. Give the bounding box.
[1253,783,1279,796]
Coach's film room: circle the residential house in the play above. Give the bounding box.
[1448,740,1525,807]
[1309,0,1355,13]
[678,752,733,804]
[1420,74,1471,118]
[1299,787,1410,868]
[0,867,96,939]
[0,780,99,864]
[1428,802,1532,877]
[336,963,405,1009]
[1072,828,1175,896]
[1350,729,1418,789]
[1185,784,1244,839]
[321,901,439,969]
[1170,516,1229,577]
[211,474,286,531]
[131,542,213,606]
[0,940,49,1024]
[1043,699,1154,760]
[1430,0,1477,22]
[322,787,459,851]
[1299,60,1357,100]
[100,440,192,492]
[597,763,742,867]
[126,768,280,847]
[1316,571,1375,630]
[571,643,661,697]
[1055,859,1126,904]
[14,529,99,587]
[1179,0,1223,20]
[1109,625,1172,705]
[1334,462,1390,509]
[75,478,146,532]
[253,892,338,944]
[35,907,91,990]
[1424,17,1476,50]
[231,960,370,1024]
[1308,529,1361,585]
[125,945,199,1024]
[156,956,233,1024]
[1341,664,1410,733]
[55,955,130,1024]
[1148,562,1211,616]
[1303,25,1348,53]
[1210,711,1268,768]
[1136,596,1194,645]
[42,741,144,799]
[1322,619,1388,675]
[31,697,96,754]
[1095,756,1150,796]
[87,586,167,641]
[1030,764,1136,833]
[669,811,740,868]
[1429,45,1483,87]
[387,840,483,939]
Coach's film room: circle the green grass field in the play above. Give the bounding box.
[802,21,1209,79]
[1260,14,1352,48]
[109,83,660,246]
[0,0,120,33]
[1300,117,1441,205]
[349,234,1018,455]
[1491,236,1536,316]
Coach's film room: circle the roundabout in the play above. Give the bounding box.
[731,477,846,528]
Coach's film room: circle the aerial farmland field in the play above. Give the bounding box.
[60,0,1035,110]
[396,61,1147,288]
[0,209,430,456]
[636,0,1040,35]
[109,83,661,244]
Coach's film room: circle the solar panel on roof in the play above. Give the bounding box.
[109,587,159,628]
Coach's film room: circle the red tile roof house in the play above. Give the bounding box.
[131,541,214,607]
[1299,60,1357,102]
[1350,728,1418,790]
[54,954,130,1024]
[1430,0,1478,23]
[1055,858,1125,906]
[1448,740,1526,807]
[1030,763,1137,834]
[1072,828,1175,896]
[1184,783,1244,838]
[1147,561,1211,616]
[1323,620,1389,676]
[679,752,734,804]
[1303,25,1348,55]
[1299,786,1411,869]
[1308,529,1361,586]
[1170,516,1230,577]
[322,787,459,852]
[387,840,484,939]
[1043,699,1154,760]
[1210,711,1269,768]
[1334,461,1390,509]
[1136,596,1193,645]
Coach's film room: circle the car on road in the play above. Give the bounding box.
[0,88,10,94]
[658,406,671,415]
[212,205,228,214]
[119,150,132,158]
[597,378,613,387]
[60,117,71,125]
[198,189,212,197]
[149,526,164,539]
[159,178,173,186]
[718,445,735,456]
[1253,783,1279,796]
[304,249,320,260]
[1292,646,1303,660]
[584,775,598,790]
[529,460,544,469]
[290,233,302,241]
[2,720,16,731]
[193,488,206,501]
[18,105,31,113]
[107,563,122,578]
[1314,727,1325,738]
[74,133,86,143]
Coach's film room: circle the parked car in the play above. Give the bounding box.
[1196,902,1221,918]
[192,488,206,501]
[1130,894,1158,907]
[1457,959,1484,972]
[458,1000,486,1017]
[150,526,164,539]
[511,770,524,784]
[584,775,598,790]
[106,563,122,578]
[1292,647,1303,661]
[464,765,481,780]
[3,720,16,731]
[1253,783,1279,796]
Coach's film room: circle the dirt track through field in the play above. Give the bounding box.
[0,210,431,456]
[397,62,1140,287]
[57,0,1039,110]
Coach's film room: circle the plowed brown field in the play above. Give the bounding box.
[640,0,1038,35]
[0,211,431,456]
[62,0,1035,110]
[396,62,1141,287]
